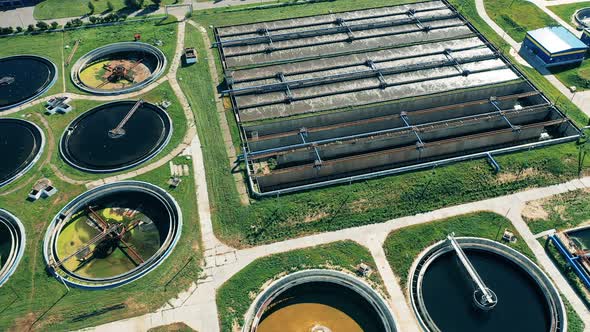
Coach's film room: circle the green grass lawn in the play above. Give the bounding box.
[216,241,383,332]
[34,0,178,20]
[483,0,558,42]
[524,189,590,234]
[549,62,590,92]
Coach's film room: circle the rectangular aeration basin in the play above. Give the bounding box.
[214,0,581,195]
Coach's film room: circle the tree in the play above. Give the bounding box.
[36,21,49,30]
[50,21,59,29]
[89,16,98,24]
[124,0,140,9]
[107,1,114,11]
[16,26,23,33]
[88,1,95,14]
[151,0,161,7]
[27,24,35,32]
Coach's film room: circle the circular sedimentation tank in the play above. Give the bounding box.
[60,100,172,173]
[0,55,57,111]
[0,209,26,287]
[244,270,397,332]
[0,118,45,188]
[575,8,590,28]
[43,181,182,289]
[410,237,566,332]
[71,42,166,95]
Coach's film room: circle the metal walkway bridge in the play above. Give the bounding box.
[447,233,498,310]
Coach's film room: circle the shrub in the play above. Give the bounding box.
[16,26,23,33]
[27,24,35,32]
[88,15,98,24]
[88,1,95,14]
[151,0,162,7]
[36,21,49,30]
[50,21,59,29]
[107,1,114,11]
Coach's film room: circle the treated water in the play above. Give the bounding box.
[0,119,41,185]
[258,282,385,332]
[421,249,550,332]
[568,228,590,250]
[0,56,55,109]
[61,102,170,171]
[56,191,167,279]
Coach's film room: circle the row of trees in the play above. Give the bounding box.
[0,21,60,35]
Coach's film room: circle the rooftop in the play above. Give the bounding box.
[527,26,587,54]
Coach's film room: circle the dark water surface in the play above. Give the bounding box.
[61,101,170,171]
[567,228,590,251]
[0,119,41,185]
[0,56,56,109]
[421,249,551,332]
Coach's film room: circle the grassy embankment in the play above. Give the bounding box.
[216,241,382,332]
[382,211,584,332]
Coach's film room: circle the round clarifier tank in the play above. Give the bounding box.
[0,118,45,188]
[244,270,397,332]
[410,237,566,332]
[59,100,172,173]
[43,181,182,289]
[0,55,57,111]
[0,209,26,287]
[575,8,590,28]
[71,42,166,95]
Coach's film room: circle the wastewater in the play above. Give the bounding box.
[61,101,170,172]
[0,56,55,109]
[420,249,551,332]
[257,281,385,332]
[0,119,41,185]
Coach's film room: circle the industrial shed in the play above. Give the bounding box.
[215,0,581,196]
[523,26,588,67]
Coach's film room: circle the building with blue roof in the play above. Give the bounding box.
[522,26,588,67]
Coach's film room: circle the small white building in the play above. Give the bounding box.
[184,47,197,64]
[45,96,73,114]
